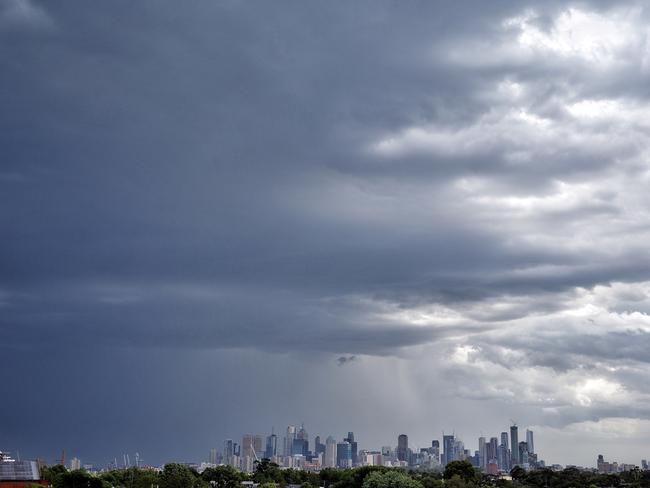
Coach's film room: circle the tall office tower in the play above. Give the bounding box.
[314,436,326,455]
[224,439,234,466]
[500,432,509,451]
[497,444,505,471]
[242,434,256,459]
[487,438,498,464]
[265,433,277,459]
[499,432,510,471]
[254,435,264,457]
[70,458,81,471]
[344,432,358,465]
[292,437,308,456]
[453,439,465,462]
[431,440,440,463]
[336,441,352,468]
[526,430,534,455]
[442,435,455,465]
[314,436,320,454]
[297,424,309,442]
[478,437,486,468]
[209,448,217,464]
[284,425,296,456]
[510,425,519,465]
[325,436,337,468]
[518,442,528,465]
[397,434,409,462]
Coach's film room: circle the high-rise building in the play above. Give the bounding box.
[345,432,358,465]
[265,433,277,459]
[498,432,510,471]
[284,426,296,456]
[254,435,264,457]
[224,439,234,466]
[209,448,217,465]
[478,437,486,468]
[337,441,352,468]
[314,436,320,454]
[487,438,498,465]
[431,440,440,463]
[381,446,392,460]
[292,438,308,456]
[510,425,519,466]
[70,458,81,471]
[314,436,326,455]
[397,435,409,462]
[500,432,509,451]
[242,434,261,470]
[526,429,534,455]
[452,439,465,462]
[297,424,309,442]
[497,444,506,471]
[325,436,337,468]
[518,441,529,466]
[442,435,455,465]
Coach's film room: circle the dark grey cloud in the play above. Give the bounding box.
[3,0,650,468]
[336,356,357,367]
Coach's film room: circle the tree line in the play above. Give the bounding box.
[37,459,650,488]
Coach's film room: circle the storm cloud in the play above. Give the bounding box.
[3,0,650,468]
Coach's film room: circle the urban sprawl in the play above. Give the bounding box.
[1,422,648,483]
[205,423,643,475]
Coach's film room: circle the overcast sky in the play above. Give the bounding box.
[3,0,650,469]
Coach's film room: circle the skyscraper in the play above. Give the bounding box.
[431,440,440,463]
[452,439,465,462]
[478,437,486,468]
[224,439,234,466]
[242,434,262,459]
[297,424,309,442]
[518,442,528,466]
[526,429,534,455]
[498,432,509,471]
[510,425,519,466]
[314,436,325,455]
[265,433,277,459]
[284,426,296,456]
[487,437,498,464]
[254,435,264,457]
[500,432,509,451]
[325,436,337,468]
[209,448,217,465]
[336,441,352,468]
[397,434,409,462]
[345,432,358,465]
[442,435,455,465]
[292,437,308,456]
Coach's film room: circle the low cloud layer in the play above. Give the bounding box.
[2,0,650,467]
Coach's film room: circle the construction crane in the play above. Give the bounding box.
[60,449,66,466]
[250,438,259,463]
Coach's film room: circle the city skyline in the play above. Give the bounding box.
[7,421,648,472]
[3,0,650,472]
